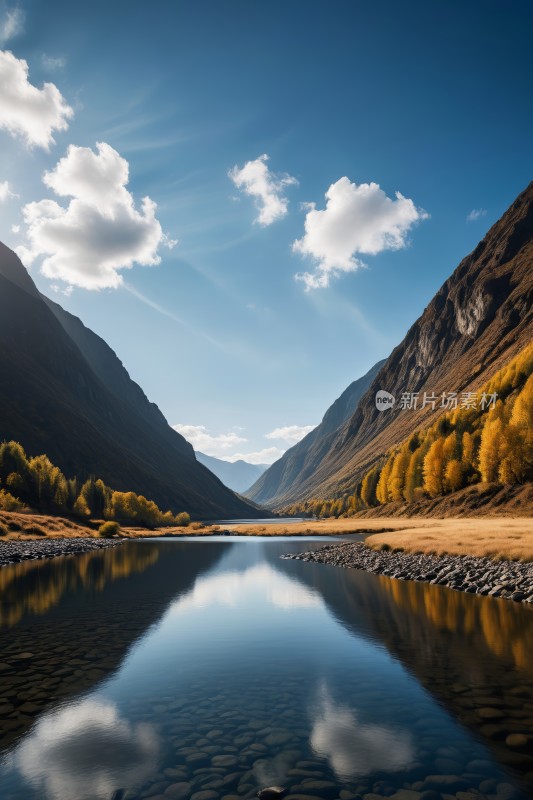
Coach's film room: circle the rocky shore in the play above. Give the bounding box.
[282,542,533,604]
[0,537,123,567]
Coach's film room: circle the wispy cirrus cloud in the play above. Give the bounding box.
[0,179,16,201]
[466,207,487,222]
[228,153,297,226]
[0,7,24,45]
[17,142,176,289]
[0,49,73,149]
[41,53,66,71]
[293,178,429,289]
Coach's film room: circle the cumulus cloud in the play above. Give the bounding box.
[18,142,176,289]
[293,178,429,289]
[173,424,286,464]
[466,207,487,222]
[0,49,73,149]
[223,446,284,465]
[41,53,66,71]
[173,424,247,457]
[0,179,16,201]
[0,7,24,44]
[228,153,297,226]
[310,684,414,781]
[265,424,316,444]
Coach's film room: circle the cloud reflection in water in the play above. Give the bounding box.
[170,563,323,612]
[9,698,159,800]
[310,684,414,780]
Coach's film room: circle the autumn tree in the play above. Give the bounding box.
[478,416,504,482]
[423,438,445,497]
[361,466,380,507]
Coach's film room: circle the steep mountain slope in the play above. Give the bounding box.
[195,452,268,493]
[250,181,533,508]
[0,242,262,519]
[246,359,385,504]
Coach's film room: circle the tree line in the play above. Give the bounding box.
[283,343,533,518]
[0,441,190,528]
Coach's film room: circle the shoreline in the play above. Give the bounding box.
[282,541,533,605]
[0,537,124,567]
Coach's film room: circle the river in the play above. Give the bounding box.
[0,537,532,799]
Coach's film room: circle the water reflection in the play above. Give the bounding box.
[283,555,533,790]
[0,539,531,800]
[8,699,159,800]
[310,683,414,780]
[0,545,159,627]
[170,561,323,612]
[376,575,533,673]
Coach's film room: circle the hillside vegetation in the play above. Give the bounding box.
[0,441,190,529]
[283,343,533,518]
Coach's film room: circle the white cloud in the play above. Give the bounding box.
[466,207,487,222]
[11,223,20,233]
[228,153,297,226]
[265,424,316,444]
[41,53,66,71]
[0,179,16,201]
[0,49,73,149]
[223,446,285,465]
[0,8,24,44]
[173,424,247,457]
[293,178,429,289]
[173,424,286,464]
[18,142,176,290]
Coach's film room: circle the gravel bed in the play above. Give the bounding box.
[282,541,533,604]
[0,537,124,567]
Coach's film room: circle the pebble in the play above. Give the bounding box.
[0,537,123,567]
[282,542,533,604]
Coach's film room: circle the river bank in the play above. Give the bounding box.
[0,537,123,567]
[282,541,533,605]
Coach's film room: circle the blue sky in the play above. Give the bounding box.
[0,0,531,464]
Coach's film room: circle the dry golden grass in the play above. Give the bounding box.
[0,510,96,539]
[221,519,410,536]
[3,513,533,562]
[365,518,533,561]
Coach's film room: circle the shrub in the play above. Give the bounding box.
[24,525,46,536]
[0,489,26,512]
[98,520,121,538]
[175,512,191,527]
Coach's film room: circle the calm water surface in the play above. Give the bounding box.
[0,537,532,800]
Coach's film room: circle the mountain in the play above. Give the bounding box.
[245,359,385,505]
[195,452,268,494]
[0,241,263,519]
[247,181,533,508]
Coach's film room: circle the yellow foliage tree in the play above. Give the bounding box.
[423,438,445,497]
